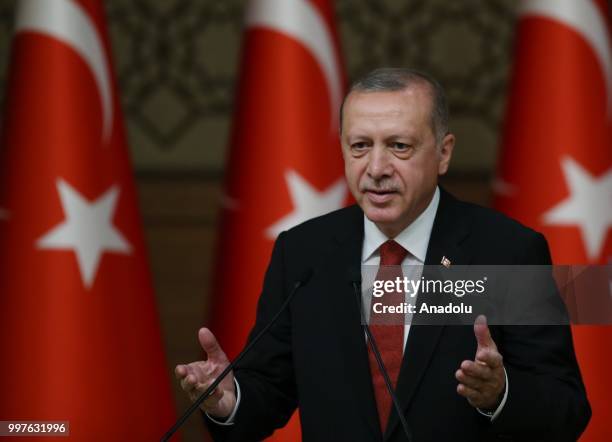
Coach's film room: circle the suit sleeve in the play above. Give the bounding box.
[489,232,591,441]
[205,231,298,441]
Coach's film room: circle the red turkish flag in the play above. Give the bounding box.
[0,1,176,440]
[493,0,611,439]
[207,0,348,440]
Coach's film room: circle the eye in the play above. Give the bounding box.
[351,141,369,150]
[391,142,411,151]
[348,141,371,157]
[388,142,416,158]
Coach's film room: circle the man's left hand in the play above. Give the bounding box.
[455,315,506,411]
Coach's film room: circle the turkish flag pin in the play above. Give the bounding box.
[441,256,451,268]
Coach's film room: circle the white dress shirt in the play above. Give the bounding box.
[361,186,507,420]
[361,186,440,349]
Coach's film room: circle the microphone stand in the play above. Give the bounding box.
[161,269,312,441]
[350,274,413,442]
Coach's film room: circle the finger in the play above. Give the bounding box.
[455,369,484,391]
[195,361,209,377]
[179,361,214,385]
[175,363,202,379]
[202,384,224,406]
[460,360,493,382]
[474,315,497,351]
[475,348,503,368]
[180,374,200,393]
[193,378,225,409]
[182,363,201,379]
[198,328,225,362]
[175,364,187,379]
[184,375,210,396]
[456,382,481,402]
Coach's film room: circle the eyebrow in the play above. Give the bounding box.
[386,135,417,142]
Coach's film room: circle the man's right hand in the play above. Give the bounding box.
[175,328,237,419]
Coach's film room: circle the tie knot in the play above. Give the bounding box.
[379,240,408,266]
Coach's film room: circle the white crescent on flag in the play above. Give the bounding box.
[15,0,113,143]
[519,0,612,118]
[246,0,342,129]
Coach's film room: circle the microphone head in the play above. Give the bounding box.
[346,266,361,284]
[296,267,314,286]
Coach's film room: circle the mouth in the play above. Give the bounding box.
[364,189,396,204]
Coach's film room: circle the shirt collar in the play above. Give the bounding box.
[362,186,440,263]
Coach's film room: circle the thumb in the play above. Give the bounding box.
[473,315,496,351]
[198,327,225,361]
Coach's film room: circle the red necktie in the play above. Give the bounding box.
[368,240,408,432]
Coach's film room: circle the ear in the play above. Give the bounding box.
[437,133,455,175]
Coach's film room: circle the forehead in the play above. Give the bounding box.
[342,87,433,133]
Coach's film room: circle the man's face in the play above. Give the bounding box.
[341,86,454,237]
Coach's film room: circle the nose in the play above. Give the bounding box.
[366,146,393,180]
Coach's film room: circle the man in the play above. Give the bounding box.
[176,68,590,441]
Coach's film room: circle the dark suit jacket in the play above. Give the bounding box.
[206,189,590,442]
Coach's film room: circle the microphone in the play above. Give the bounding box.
[347,268,413,442]
[161,268,314,442]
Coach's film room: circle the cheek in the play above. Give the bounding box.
[395,165,421,187]
[345,159,365,185]
[397,156,437,185]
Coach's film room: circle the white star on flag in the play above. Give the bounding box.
[266,170,347,239]
[542,156,612,260]
[37,179,132,289]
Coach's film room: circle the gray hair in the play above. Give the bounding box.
[340,67,449,143]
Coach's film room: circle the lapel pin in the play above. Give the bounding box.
[441,256,451,268]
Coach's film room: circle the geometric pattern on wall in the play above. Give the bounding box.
[0,0,518,172]
[106,0,244,148]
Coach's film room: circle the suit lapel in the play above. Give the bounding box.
[385,189,472,440]
[326,205,383,440]
[422,189,470,269]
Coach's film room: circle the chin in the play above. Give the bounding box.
[363,206,399,226]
